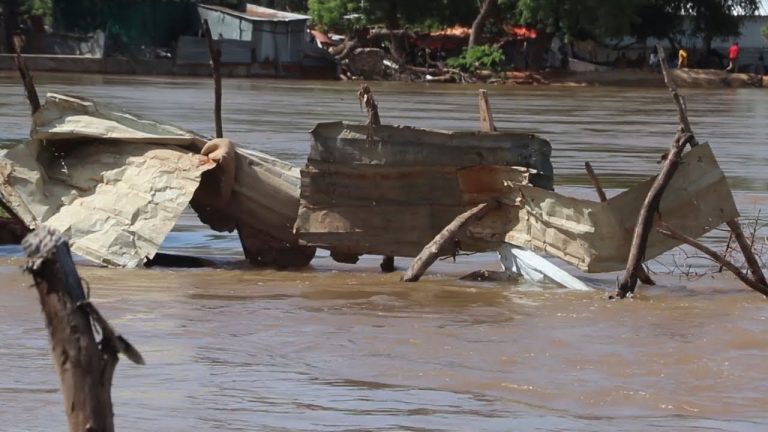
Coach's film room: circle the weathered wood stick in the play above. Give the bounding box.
[584,161,608,202]
[585,161,655,286]
[12,35,40,114]
[478,89,497,132]
[22,226,143,432]
[616,133,695,298]
[656,222,768,297]
[357,84,381,127]
[203,19,223,138]
[726,219,768,287]
[402,200,499,282]
[356,85,392,271]
[657,44,697,147]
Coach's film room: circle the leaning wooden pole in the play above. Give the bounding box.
[22,226,144,432]
[402,200,499,282]
[585,161,655,286]
[203,19,223,139]
[478,89,497,132]
[616,132,695,298]
[12,35,40,114]
[615,44,700,298]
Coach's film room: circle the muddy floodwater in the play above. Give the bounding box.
[0,73,767,431]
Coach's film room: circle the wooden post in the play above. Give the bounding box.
[478,89,497,132]
[658,45,697,147]
[585,161,655,286]
[203,19,223,139]
[357,84,381,127]
[657,222,768,297]
[356,85,393,272]
[584,162,607,202]
[402,200,499,282]
[12,35,40,114]
[22,226,144,432]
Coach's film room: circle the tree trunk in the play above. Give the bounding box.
[468,0,497,48]
[22,226,144,432]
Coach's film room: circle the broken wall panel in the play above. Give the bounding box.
[295,122,554,257]
[468,143,739,272]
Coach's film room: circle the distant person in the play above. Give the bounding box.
[757,54,766,76]
[678,47,688,69]
[726,41,740,73]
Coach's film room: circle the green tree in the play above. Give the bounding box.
[515,0,648,41]
[307,0,362,32]
[309,0,484,32]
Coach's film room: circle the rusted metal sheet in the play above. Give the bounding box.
[294,122,554,257]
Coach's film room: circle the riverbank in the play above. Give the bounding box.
[484,68,766,88]
[2,54,765,88]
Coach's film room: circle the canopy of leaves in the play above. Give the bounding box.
[515,0,761,45]
[309,0,487,32]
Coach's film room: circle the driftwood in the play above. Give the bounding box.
[656,222,768,297]
[585,162,655,286]
[203,19,223,139]
[22,226,143,432]
[402,200,499,282]
[584,162,608,202]
[12,36,40,114]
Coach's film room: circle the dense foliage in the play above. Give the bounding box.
[514,0,761,49]
[446,45,506,73]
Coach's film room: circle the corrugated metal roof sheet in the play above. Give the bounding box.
[199,3,308,22]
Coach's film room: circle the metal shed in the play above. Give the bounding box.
[197,3,309,65]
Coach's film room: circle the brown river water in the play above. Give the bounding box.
[0,72,767,431]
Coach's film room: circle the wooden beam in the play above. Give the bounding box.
[616,133,695,298]
[402,200,499,282]
[585,161,654,286]
[478,89,497,132]
[12,35,40,114]
[203,19,223,138]
[21,226,143,432]
[657,44,697,146]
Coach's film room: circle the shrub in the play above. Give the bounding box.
[446,45,506,73]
